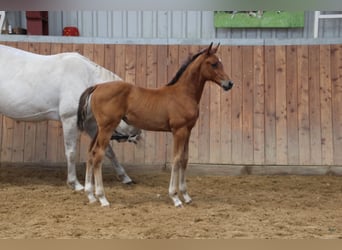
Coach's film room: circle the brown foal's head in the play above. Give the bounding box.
[199,43,233,91]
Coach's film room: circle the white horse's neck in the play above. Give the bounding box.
[97,66,122,82]
[77,53,122,83]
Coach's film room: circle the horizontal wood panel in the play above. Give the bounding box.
[0,41,341,167]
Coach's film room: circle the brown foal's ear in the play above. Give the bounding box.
[206,42,214,55]
[212,43,220,53]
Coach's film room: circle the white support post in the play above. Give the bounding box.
[313,11,342,38]
[0,11,6,34]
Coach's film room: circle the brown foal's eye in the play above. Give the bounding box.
[211,62,218,68]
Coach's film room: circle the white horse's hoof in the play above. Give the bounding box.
[88,195,97,204]
[74,183,84,192]
[120,175,134,185]
[170,195,183,208]
[68,181,84,191]
[183,193,192,204]
[175,203,184,208]
[99,197,110,207]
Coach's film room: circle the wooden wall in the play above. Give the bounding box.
[1,41,342,167]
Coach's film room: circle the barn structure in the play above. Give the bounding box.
[1,10,342,175]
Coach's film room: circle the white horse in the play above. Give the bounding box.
[0,44,141,190]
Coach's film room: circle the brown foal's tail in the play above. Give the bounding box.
[77,86,97,131]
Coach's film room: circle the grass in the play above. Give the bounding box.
[214,11,305,28]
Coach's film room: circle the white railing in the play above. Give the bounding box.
[314,11,342,38]
[0,11,5,34]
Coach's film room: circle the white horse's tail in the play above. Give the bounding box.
[77,86,97,131]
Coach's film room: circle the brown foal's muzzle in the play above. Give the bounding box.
[222,80,234,91]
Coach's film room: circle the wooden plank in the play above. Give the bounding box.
[73,43,86,161]
[2,41,16,48]
[166,45,179,164]
[61,43,73,53]
[72,43,84,55]
[113,44,126,163]
[49,43,66,163]
[209,57,221,163]
[144,45,158,164]
[94,44,105,67]
[241,46,254,164]
[46,119,60,163]
[34,43,51,162]
[2,31,17,164]
[37,43,52,161]
[197,45,210,163]
[0,106,2,164]
[123,44,136,164]
[264,46,276,164]
[103,44,115,77]
[59,43,74,163]
[275,46,288,165]
[0,113,3,162]
[253,46,265,165]
[297,45,311,165]
[178,45,198,163]
[193,45,207,163]
[11,42,28,162]
[23,42,40,162]
[56,44,74,163]
[14,43,32,162]
[156,45,168,164]
[134,45,147,164]
[231,46,243,164]
[219,45,232,164]
[79,43,95,162]
[308,45,322,165]
[319,45,333,165]
[331,44,342,164]
[72,43,85,164]
[83,43,95,61]
[100,43,117,164]
[286,45,299,165]
[1,116,14,162]
[0,42,18,162]
[103,43,119,165]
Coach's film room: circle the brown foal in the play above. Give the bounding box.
[77,43,233,207]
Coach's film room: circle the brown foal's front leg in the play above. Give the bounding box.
[179,135,192,204]
[169,127,191,207]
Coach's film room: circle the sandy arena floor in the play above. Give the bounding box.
[1,164,342,239]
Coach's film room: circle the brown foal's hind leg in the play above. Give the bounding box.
[85,156,96,203]
[85,136,97,204]
[91,125,119,207]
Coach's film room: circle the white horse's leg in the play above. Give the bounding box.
[105,146,133,184]
[61,116,84,191]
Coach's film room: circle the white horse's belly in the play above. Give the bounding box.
[1,108,60,121]
[0,79,60,121]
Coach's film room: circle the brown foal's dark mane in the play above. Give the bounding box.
[167,48,206,86]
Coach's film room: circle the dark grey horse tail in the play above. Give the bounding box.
[77,86,97,131]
